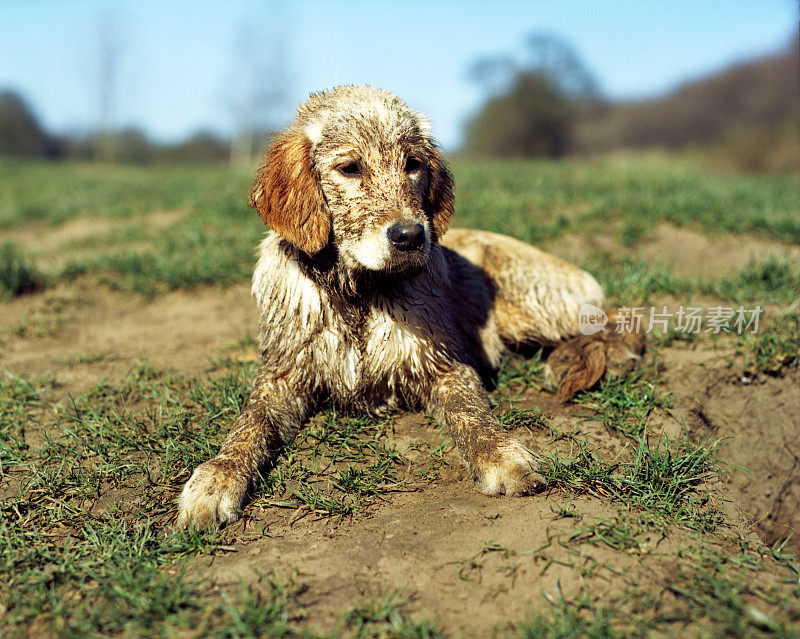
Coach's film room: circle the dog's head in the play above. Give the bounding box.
[249,85,454,274]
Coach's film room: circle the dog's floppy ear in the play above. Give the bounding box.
[249,131,330,255]
[425,147,454,241]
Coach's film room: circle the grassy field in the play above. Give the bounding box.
[2,155,800,298]
[1,155,799,637]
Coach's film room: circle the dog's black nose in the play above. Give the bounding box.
[387,222,425,251]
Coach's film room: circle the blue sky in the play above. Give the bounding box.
[1,0,796,150]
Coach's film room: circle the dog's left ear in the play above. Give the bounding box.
[249,131,331,255]
[425,147,454,241]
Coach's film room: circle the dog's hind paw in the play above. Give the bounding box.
[476,439,547,496]
[177,459,248,529]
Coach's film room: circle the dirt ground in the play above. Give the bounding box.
[1,228,799,635]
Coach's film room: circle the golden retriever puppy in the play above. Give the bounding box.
[177,85,642,528]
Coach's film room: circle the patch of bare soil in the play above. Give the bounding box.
[7,210,185,252]
[546,223,800,277]
[5,209,186,269]
[2,269,797,633]
[0,279,256,399]
[662,344,800,548]
[184,382,765,637]
[207,483,686,637]
[639,225,800,277]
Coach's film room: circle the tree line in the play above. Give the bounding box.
[3,31,796,172]
[0,90,233,164]
[463,32,799,173]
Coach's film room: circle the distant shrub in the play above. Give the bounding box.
[464,33,598,158]
[0,91,60,158]
[0,242,44,298]
[465,73,574,157]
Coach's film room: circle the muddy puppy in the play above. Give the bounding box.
[178,85,642,528]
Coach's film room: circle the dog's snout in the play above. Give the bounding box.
[387,222,425,252]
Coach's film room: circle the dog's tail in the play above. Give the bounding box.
[543,311,646,403]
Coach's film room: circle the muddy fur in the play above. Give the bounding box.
[178,85,638,528]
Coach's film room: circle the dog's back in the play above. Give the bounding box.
[178,86,639,528]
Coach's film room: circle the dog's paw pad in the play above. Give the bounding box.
[177,460,247,529]
[476,440,547,496]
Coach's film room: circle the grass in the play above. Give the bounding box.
[497,406,550,431]
[520,546,800,639]
[520,591,626,639]
[339,594,445,639]
[0,158,253,228]
[522,534,800,638]
[711,255,800,306]
[2,154,800,636]
[737,311,800,375]
[1,517,208,636]
[588,253,800,307]
[4,157,799,244]
[407,439,451,482]
[0,355,731,635]
[494,350,546,394]
[567,516,648,551]
[0,242,43,298]
[59,213,264,296]
[1,156,798,298]
[258,410,404,518]
[2,509,435,637]
[574,367,670,439]
[659,542,800,637]
[0,372,45,467]
[452,155,800,244]
[0,359,413,636]
[4,359,405,526]
[544,428,720,532]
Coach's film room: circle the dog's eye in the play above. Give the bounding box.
[336,162,362,177]
[405,157,422,173]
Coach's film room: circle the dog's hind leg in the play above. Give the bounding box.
[488,253,646,400]
[487,251,646,400]
[443,229,604,345]
[443,229,644,400]
[177,365,313,528]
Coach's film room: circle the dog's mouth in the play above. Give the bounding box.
[344,219,431,275]
[382,250,428,276]
[384,222,431,271]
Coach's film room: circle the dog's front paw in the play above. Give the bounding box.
[475,439,547,496]
[177,459,249,529]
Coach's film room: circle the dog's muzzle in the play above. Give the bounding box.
[387,222,425,252]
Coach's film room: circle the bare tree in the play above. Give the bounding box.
[228,8,292,166]
[467,55,517,97]
[525,33,599,100]
[95,14,126,161]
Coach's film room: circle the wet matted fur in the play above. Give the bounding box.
[177,85,643,528]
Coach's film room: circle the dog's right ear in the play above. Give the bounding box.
[424,146,455,242]
[248,131,331,255]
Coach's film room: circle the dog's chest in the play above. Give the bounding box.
[320,304,439,400]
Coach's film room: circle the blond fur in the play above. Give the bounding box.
[178,85,637,528]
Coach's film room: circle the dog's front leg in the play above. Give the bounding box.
[177,366,311,528]
[427,363,547,496]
